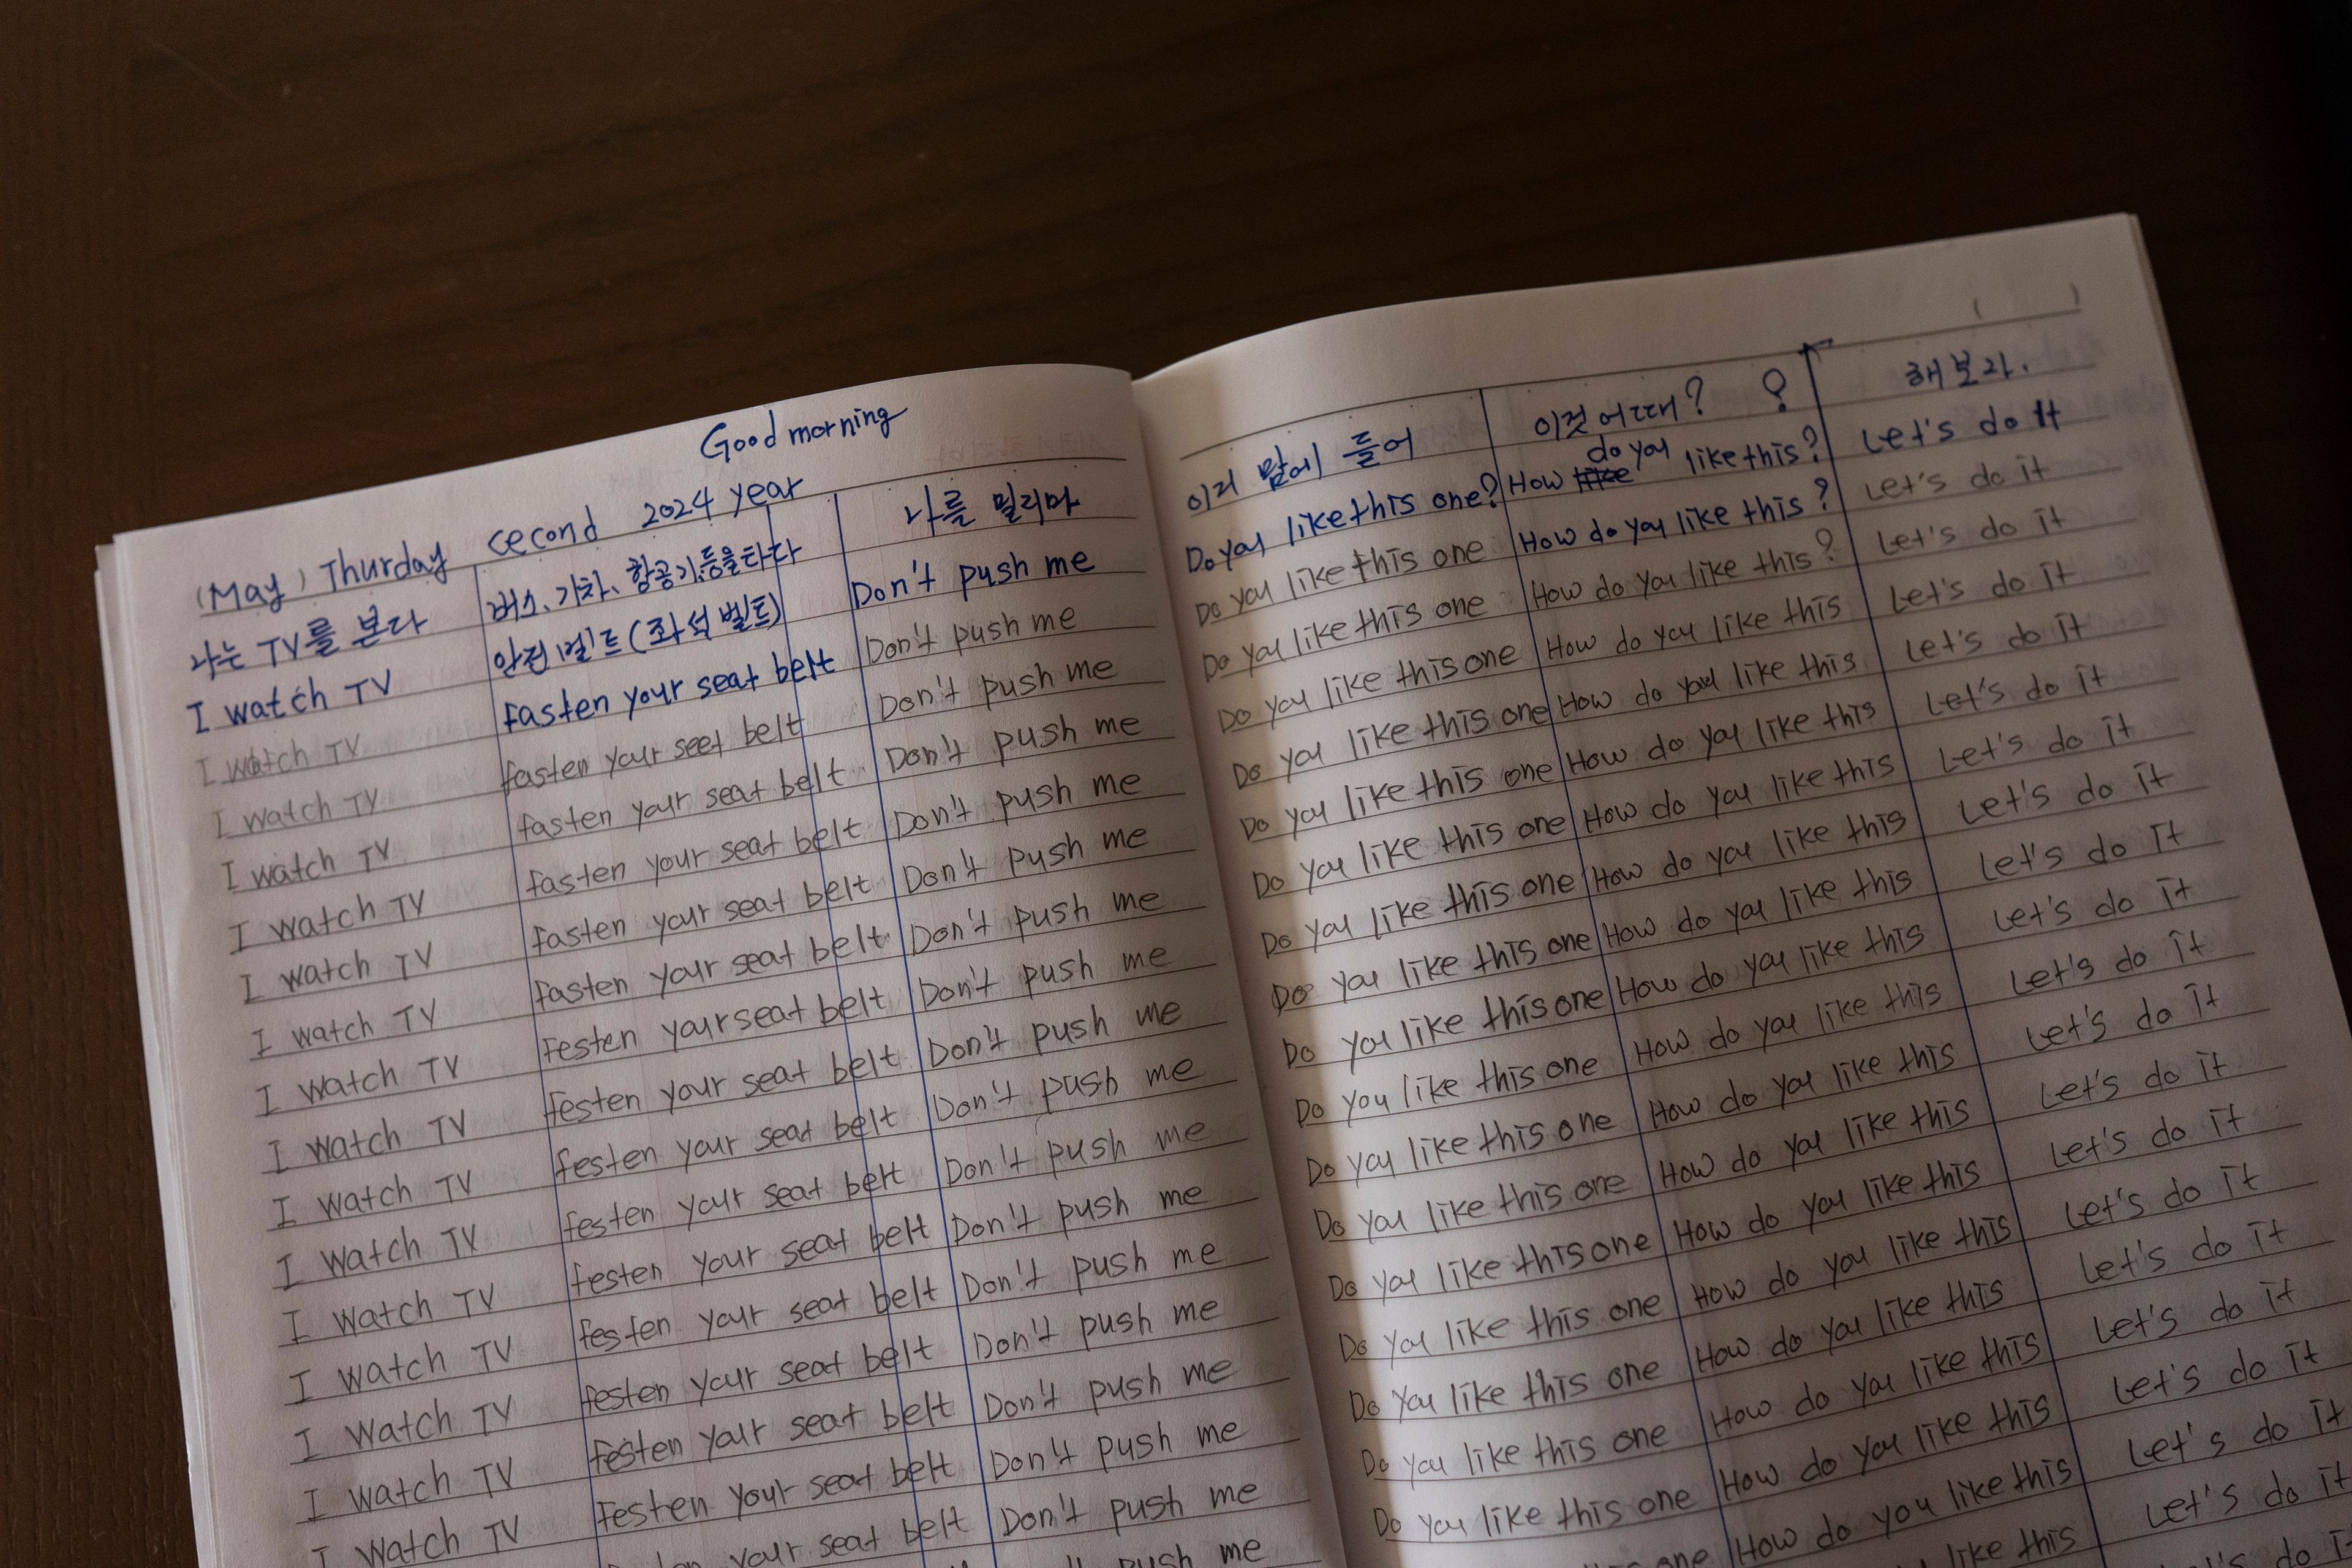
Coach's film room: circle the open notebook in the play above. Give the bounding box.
[98,215,2352,1568]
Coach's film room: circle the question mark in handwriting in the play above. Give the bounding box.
[1762,367,1788,413]
[1684,375,1705,417]
[1815,476,1831,510]
[1800,423,1819,458]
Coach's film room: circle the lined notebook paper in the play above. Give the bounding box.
[102,215,2352,1568]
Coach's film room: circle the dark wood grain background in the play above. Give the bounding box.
[6,2,2346,1558]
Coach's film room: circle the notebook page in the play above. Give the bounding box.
[1134,217,2352,1567]
[100,364,1342,1568]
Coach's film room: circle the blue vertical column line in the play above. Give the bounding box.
[467,562,605,1564]
[1796,342,2111,1562]
[827,493,1005,1568]
[1474,390,1739,1562]
[756,502,938,1565]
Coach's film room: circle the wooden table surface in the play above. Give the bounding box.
[6,2,2347,1558]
